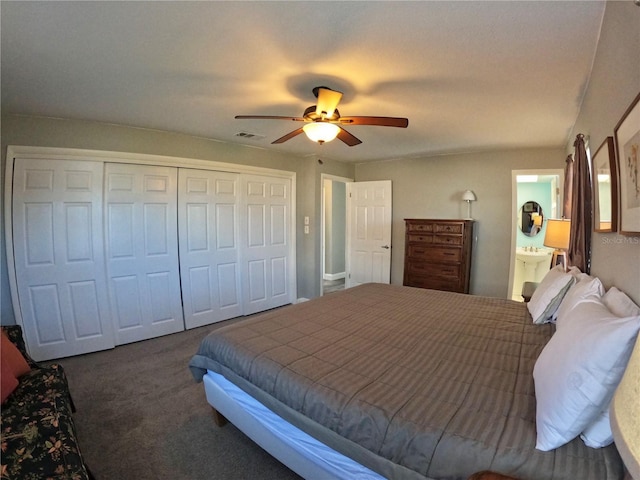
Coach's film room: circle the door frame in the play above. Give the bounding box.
[320,174,353,296]
[508,168,564,300]
[5,145,297,329]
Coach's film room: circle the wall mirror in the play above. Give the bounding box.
[519,201,544,236]
[591,137,618,232]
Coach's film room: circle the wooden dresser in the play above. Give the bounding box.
[403,219,474,293]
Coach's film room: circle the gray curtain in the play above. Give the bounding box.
[563,154,573,219]
[568,134,592,273]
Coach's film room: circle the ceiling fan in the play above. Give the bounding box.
[235,86,408,146]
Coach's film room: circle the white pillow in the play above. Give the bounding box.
[603,287,640,317]
[580,290,640,449]
[527,265,575,324]
[580,408,614,448]
[567,265,591,282]
[533,298,640,451]
[554,277,604,329]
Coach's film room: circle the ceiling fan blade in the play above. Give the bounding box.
[336,127,362,147]
[272,127,305,144]
[235,115,305,122]
[338,116,409,128]
[315,87,343,118]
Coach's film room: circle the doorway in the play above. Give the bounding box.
[508,169,564,301]
[321,174,352,295]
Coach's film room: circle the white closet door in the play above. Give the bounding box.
[178,169,242,329]
[12,158,114,361]
[242,175,293,315]
[105,164,184,345]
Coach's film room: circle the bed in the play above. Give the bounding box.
[189,283,628,480]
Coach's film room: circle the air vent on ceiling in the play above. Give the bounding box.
[235,131,266,141]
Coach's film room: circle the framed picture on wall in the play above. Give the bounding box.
[591,137,617,232]
[614,92,640,235]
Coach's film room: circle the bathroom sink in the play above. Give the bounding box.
[516,247,553,264]
[516,248,553,283]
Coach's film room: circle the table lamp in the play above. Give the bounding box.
[543,219,570,270]
[462,190,477,220]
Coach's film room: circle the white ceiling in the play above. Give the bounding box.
[1,1,606,163]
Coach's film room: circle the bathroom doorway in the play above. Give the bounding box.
[321,174,353,296]
[508,169,564,301]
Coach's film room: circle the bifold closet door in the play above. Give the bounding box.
[12,159,114,361]
[178,169,242,329]
[242,175,293,315]
[104,164,184,345]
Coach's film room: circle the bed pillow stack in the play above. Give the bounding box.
[533,279,640,451]
[527,265,576,324]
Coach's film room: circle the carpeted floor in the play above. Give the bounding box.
[56,320,302,480]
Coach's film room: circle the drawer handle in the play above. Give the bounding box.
[444,252,455,256]
[381,245,390,249]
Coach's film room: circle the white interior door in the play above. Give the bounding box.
[12,158,114,360]
[241,175,293,315]
[178,169,242,329]
[346,180,392,288]
[105,163,184,345]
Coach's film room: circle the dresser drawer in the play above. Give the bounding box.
[405,274,462,292]
[408,234,434,244]
[433,235,462,246]
[435,223,463,234]
[408,261,461,278]
[408,223,434,233]
[407,245,461,263]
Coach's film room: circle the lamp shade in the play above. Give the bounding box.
[462,190,477,202]
[543,219,570,249]
[611,337,640,479]
[303,122,340,143]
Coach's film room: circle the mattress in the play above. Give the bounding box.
[203,369,387,479]
[189,283,624,479]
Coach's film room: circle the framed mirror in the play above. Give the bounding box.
[520,201,544,236]
[591,137,618,232]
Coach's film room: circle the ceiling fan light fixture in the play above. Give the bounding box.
[303,122,340,144]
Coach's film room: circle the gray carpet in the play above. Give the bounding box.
[56,321,303,480]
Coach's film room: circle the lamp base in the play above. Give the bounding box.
[550,250,567,271]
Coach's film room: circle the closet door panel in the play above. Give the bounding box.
[241,175,293,314]
[218,263,240,307]
[111,275,142,329]
[178,169,242,329]
[29,284,64,343]
[12,159,114,361]
[105,164,184,344]
[68,280,103,337]
[248,260,267,303]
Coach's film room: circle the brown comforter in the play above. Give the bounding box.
[189,283,623,480]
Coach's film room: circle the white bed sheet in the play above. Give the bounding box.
[203,370,385,480]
